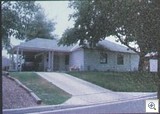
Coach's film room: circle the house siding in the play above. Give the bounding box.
[114,52,131,72]
[70,48,84,70]
[130,54,139,71]
[83,49,114,71]
[83,48,139,71]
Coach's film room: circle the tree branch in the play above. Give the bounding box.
[115,34,140,54]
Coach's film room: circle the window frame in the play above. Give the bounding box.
[117,54,124,65]
[100,52,108,64]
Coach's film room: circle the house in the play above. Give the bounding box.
[10,38,139,72]
[145,53,158,72]
[2,56,10,71]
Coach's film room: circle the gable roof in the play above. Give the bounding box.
[13,38,135,53]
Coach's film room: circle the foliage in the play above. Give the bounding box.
[2,1,38,49]
[2,1,56,50]
[60,0,160,71]
[25,9,56,41]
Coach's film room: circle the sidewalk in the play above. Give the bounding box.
[36,72,157,105]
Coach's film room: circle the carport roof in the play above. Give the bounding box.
[13,38,74,52]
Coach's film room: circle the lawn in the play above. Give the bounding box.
[68,71,158,92]
[9,72,71,105]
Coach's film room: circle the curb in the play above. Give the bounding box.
[4,72,42,104]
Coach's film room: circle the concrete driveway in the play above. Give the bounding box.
[36,72,157,106]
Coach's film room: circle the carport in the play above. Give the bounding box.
[10,38,72,72]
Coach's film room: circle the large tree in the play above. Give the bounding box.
[2,1,56,51]
[60,0,160,106]
[25,8,56,41]
[2,1,38,49]
[60,0,159,71]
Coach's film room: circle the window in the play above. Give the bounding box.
[65,55,69,65]
[100,52,108,64]
[117,54,124,65]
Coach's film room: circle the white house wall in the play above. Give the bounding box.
[70,49,84,70]
[41,49,139,72]
[130,54,139,71]
[83,49,114,71]
[83,49,139,71]
[114,52,131,71]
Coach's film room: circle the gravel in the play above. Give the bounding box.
[3,76,41,109]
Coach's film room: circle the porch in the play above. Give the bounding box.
[10,49,70,72]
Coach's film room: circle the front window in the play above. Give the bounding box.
[100,52,108,64]
[117,54,124,65]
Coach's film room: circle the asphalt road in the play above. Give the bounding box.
[28,96,157,114]
[39,99,145,114]
[3,95,158,114]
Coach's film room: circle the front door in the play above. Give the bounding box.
[54,54,59,71]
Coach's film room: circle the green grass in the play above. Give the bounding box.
[9,72,71,105]
[68,71,158,92]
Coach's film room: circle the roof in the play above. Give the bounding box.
[98,40,135,53]
[13,38,135,53]
[13,38,74,52]
[145,52,158,59]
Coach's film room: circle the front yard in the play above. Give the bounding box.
[9,71,158,106]
[9,72,71,105]
[68,71,158,92]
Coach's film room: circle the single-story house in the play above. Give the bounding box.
[10,38,139,72]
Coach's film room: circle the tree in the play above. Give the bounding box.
[25,9,56,41]
[60,0,159,71]
[2,1,56,51]
[113,0,159,71]
[60,0,116,47]
[2,1,38,50]
[60,0,160,107]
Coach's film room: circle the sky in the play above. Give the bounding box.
[2,1,118,58]
[36,1,75,38]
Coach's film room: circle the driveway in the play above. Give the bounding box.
[36,72,157,105]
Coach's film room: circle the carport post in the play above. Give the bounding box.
[9,52,12,71]
[20,50,23,72]
[16,47,19,71]
[51,51,54,71]
[47,51,51,71]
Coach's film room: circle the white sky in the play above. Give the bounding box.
[2,1,119,58]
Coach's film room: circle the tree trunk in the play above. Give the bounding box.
[158,81,160,112]
[157,48,160,112]
[138,54,145,71]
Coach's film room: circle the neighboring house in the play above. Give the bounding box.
[149,59,157,72]
[2,56,10,71]
[10,38,139,72]
[145,53,158,72]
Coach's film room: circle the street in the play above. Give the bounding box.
[28,95,157,114]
